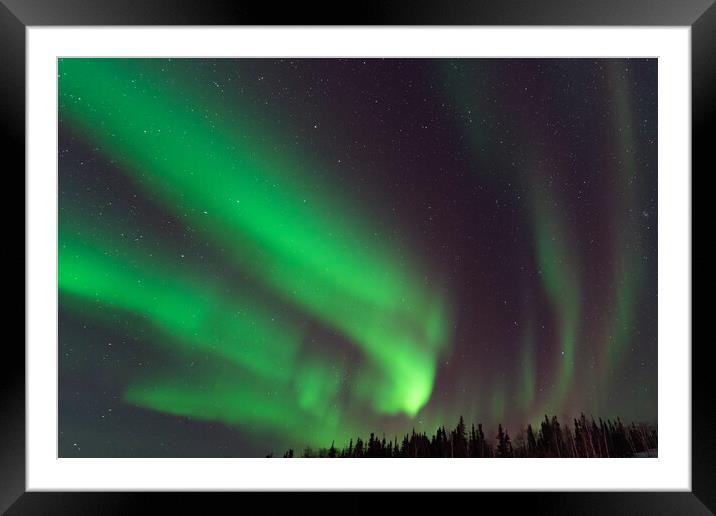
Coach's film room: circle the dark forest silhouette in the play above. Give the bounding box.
[275,414,657,458]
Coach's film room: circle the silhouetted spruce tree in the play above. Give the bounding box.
[591,419,603,457]
[539,414,554,457]
[477,423,487,457]
[550,416,563,457]
[526,424,537,456]
[574,417,585,457]
[563,425,576,457]
[504,429,513,457]
[512,427,526,457]
[453,416,468,457]
[367,433,377,457]
[496,424,510,457]
[433,428,441,457]
[468,423,477,457]
[354,437,364,458]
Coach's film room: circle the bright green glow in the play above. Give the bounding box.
[123,366,345,446]
[59,216,353,445]
[58,58,451,418]
[59,227,303,382]
[294,360,340,417]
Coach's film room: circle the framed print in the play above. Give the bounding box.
[5,0,709,513]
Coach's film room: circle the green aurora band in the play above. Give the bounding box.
[58,59,654,449]
[59,224,304,383]
[59,212,354,444]
[533,200,581,413]
[438,59,647,424]
[58,58,453,437]
[440,60,582,420]
[601,61,644,389]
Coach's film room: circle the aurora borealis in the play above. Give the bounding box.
[58,58,657,457]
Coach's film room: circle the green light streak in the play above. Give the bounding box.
[123,365,344,447]
[58,58,452,418]
[59,226,303,382]
[490,382,505,423]
[534,204,580,408]
[59,214,355,444]
[603,61,643,377]
[440,61,583,420]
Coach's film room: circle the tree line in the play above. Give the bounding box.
[277,414,657,458]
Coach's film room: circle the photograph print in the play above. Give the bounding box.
[58,58,657,458]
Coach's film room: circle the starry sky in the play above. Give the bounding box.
[58,58,657,457]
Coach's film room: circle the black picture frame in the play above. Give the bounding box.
[4,1,708,513]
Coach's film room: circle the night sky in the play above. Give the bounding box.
[58,58,657,457]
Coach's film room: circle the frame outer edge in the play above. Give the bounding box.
[0,0,714,26]
[0,0,27,514]
[691,0,716,513]
[4,0,712,512]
